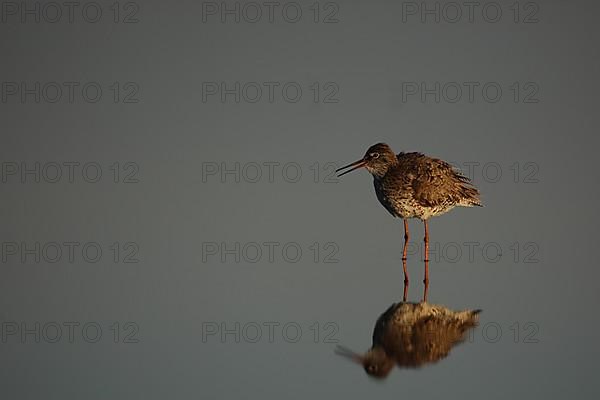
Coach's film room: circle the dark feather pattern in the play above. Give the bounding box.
[372,302,480,369]
[351,302,480,377]
[367,146,482,220]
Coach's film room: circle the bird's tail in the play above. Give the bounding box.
[453,170,482,207]
[459,184,483,207]
[456,309,482,326]
[463,199,483,207]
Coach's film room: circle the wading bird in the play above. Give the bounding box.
[335,301,481,378]
[336,143,481,290]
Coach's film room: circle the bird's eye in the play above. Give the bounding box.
[370,152,380,159]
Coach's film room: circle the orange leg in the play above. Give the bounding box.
[402,219,409,284]
[423,219,430,286]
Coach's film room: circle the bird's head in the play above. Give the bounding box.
[335,345,395,379]
[336,143,398,179]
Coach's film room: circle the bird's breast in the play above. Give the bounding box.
[373,177,418,218]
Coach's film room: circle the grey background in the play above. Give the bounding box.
[1,0,599,398]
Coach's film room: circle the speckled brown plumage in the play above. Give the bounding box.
[374,150,481,219]
[336,302,480,378]
[336,143,482,287]
[337,142,481,218]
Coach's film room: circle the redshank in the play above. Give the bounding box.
[336,143,482,291]
[335,301,481,378]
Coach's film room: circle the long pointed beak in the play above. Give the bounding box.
[334,345,363,364]
[336,159,366,177]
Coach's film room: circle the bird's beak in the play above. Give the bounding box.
[334,345,363,364]
[336,159,366,177]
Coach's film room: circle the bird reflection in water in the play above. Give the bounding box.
[336,301,481,379]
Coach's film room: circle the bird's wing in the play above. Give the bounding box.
[401,154,478,208]
[382,304,480,368]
